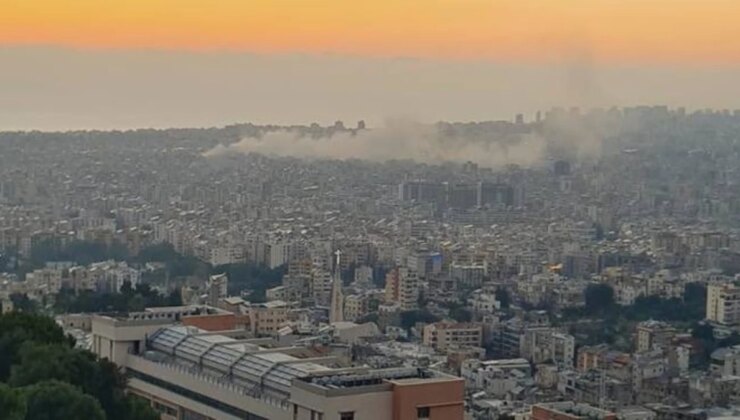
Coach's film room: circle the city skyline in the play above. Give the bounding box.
[3,1,740,131]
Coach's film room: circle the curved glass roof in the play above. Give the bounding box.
[146,325,330,396]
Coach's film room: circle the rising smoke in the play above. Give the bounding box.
[203,118,604,168]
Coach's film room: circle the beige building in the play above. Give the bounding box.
[706,283,740,325]
[91,310,464,420]
[247,300,289,336]
[25,267,63,297]
[384,267,419,310]
[344,294,370,322]
[422,322,483,352]
[636,320,677,353]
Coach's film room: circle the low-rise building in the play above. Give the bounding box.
[90,311,465,420]
[531,401,617,420]
[709,345,740,377]
[422,322,482,352]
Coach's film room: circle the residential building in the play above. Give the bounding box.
[706,283,740,325]
[247,300,289,336]
[709,345,740,377]
[636,320,677,353]
[384,267,419,310]
[530,401,617,420]
[422,322,482,352]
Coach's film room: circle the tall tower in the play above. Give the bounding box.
[329,250,345,323]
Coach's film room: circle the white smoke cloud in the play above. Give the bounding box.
[203,119,549,168]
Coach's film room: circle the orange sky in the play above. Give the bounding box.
[2,0,740,63]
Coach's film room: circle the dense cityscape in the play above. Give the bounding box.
[2,106,740,419]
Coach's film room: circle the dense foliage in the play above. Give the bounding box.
[27,239,129,271]
[213,262,286,302]
[53,282,181,314]
[0,312,159,420]
[495,288,511,310]
[400,309,441,330]
[563,283,709,351]
[691,323,740,367]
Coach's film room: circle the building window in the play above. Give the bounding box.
[417,407,430,419]
[340,413,354,420]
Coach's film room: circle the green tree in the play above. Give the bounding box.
[9,343,73,387]
[134,243,179,262]
[29,238,128,268]
[449,306,473,322]
[9,343,138,420]
[0,383,25,420]
[23,380,106,420]
[0,312,69,381]
[8,293,37,313]
[214,262,286,302]
[584,284,615,315]
[495,288,511,309]
[53,282,182,314]
[356,313,379,324]
[125,397,160,420]
[400,309,440,330]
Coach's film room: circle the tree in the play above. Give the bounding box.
[0,383,24,420]
[134,243,179,263]
[0,312,69,381]
[53,283,183,314]
[400,309,440,330]
[449,306,473,322]
[8,293,37,313]
[0,311,158,420]
[214,262,286,302]
[495,288,511,309]
[444,300,472,322]
[584,284,615,315]
[125,397,160,420]
[23,380,106,420]
[692,323,715,341]
[684,282,707,307]
[9,343,138,420]
[29,238,129,269]
[9,343,74,387]
[356,313,379,324]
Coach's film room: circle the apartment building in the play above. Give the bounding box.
[247,300,289,336]
[636,320,677,353]
[422,322,483,352]
[706,283,740,325]
[384,267,419,310]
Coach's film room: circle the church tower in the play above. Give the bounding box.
[329,250,345,323]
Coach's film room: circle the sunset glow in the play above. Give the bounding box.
[3,0,740,63]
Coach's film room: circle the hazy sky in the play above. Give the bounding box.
[2,1,740,130]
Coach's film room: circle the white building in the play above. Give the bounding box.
[710,345,740,377]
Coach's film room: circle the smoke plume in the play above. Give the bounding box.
[204,119,552,168]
